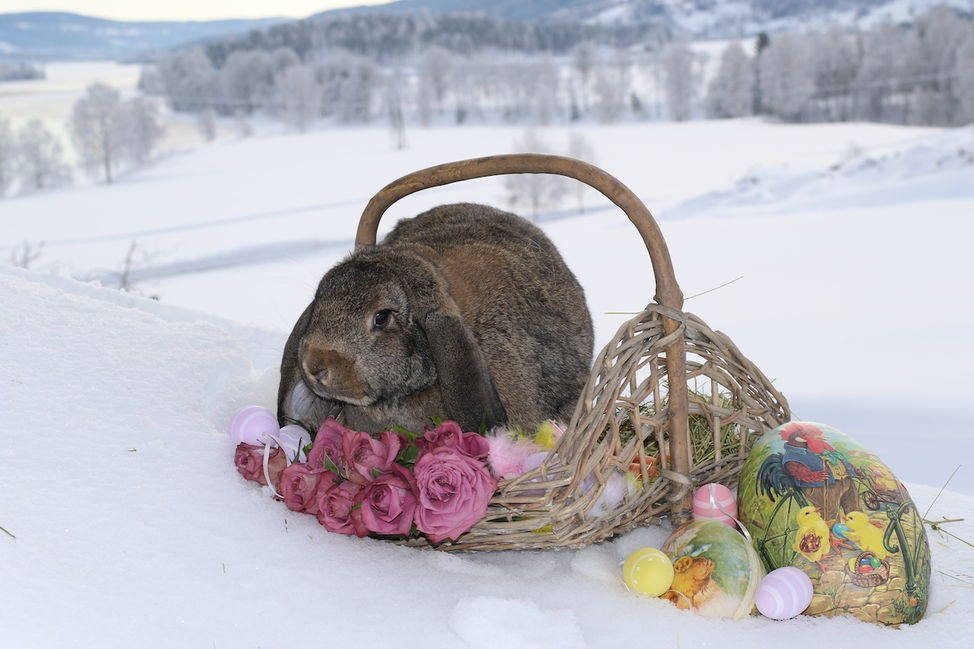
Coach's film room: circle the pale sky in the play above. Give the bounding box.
[1,1,394,21]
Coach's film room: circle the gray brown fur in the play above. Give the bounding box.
[278,202,594,434]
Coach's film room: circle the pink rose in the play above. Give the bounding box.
[308,417,347,472]
[343,429,404,485]
[416,420,490,461]
[279,463,335,515]
[235,443,287,488]
[359,464,418,537]
[316,480,368,537]
[413,447,497,544]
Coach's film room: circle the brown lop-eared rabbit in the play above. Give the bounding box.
[278,202,594,434]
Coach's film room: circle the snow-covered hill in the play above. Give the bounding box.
[323,0,974,36]
[0,11,288,61]
[2,113,974,646]
[1,262,972,648]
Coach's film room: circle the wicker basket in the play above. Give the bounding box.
[846,552,891,587]
[354,154,790,551]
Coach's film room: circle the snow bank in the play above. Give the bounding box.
[1,265,972,649]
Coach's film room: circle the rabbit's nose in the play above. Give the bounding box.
[302,353,332,386]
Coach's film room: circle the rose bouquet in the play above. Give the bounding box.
[233,411,636,544]
[235,417,498,544]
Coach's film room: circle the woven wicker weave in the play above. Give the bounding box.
[354,154,790,551]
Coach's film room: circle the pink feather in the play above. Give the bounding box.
[486,428,543,479]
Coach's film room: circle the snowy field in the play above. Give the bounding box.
[2,114,974,648]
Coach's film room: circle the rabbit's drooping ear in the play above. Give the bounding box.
[422,310,507,431]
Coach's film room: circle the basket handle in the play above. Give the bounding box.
[355,153,694,518]
[355,153,684,313]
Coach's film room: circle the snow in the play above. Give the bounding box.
[2,115,974,647]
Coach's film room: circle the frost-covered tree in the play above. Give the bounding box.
[121,97,165,166]
[70,82,126,183]
[853,22,902,122]
[221,50,276,115]
[316,50,377,122]
[276,65,322,132]
[0,118,14,197]
[503,130,567,220]
[572,40,596,114]
[592,49,630,124]
[385,70,407,150]
[759,33,815,121]
[156,48,218,113]
[705,42,755,118]
[417,45,453,126]
[955,34,974,125]
[807,27,860,121]
[16,120,71,190]
[663,42,695,121]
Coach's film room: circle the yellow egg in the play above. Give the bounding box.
[622,548,674,597]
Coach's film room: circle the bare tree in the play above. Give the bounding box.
[502,130,567,220]
[9,241,44,268]
[16,120,71,190]
[0,118,14,197]
[70,82,125,183]
[276,65,322,132]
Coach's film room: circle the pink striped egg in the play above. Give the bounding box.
[755,567,814,620]
[229,406,279,446]
[692,483,738,527]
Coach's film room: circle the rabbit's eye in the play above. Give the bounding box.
[372,309,394,331]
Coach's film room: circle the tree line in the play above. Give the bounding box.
[140,6,974,132]
[705,6,974,126]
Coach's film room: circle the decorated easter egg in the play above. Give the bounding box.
[659,519,764,619]
[755,567,814,620]
[229,406,279,446]
[739,421,931,626]
[692,483,738,528]
[622,548,674,597]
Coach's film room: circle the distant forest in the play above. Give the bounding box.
[140,7,974,131]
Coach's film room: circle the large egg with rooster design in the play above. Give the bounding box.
[658,519,764,619]
[738,421,930,626]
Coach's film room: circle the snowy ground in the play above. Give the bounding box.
[2,116,974,648]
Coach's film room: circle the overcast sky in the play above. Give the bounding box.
[2,1,393,21]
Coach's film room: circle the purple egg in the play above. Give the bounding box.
[755,567,814,620]
[277,424,312,460]
[229,406,279,446]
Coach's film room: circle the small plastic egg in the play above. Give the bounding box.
[870,557,882,569]
[277,424,312,460]
[692,483,738,527]
[229,406,279,446]
[622,548,675,597]
[755,567,814,620]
